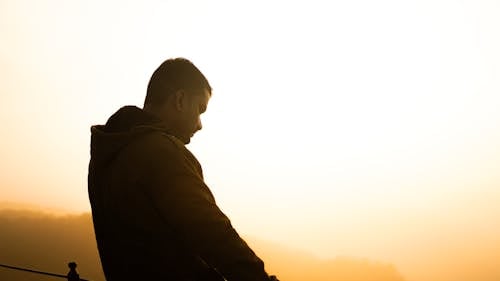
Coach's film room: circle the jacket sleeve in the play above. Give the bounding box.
[143,136,272,281]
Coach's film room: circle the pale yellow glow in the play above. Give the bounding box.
[1,1,499,280]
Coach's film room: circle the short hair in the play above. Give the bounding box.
[144,58,212,106]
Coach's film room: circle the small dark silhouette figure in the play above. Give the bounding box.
[88,58,279,281]
[67,262,79,281]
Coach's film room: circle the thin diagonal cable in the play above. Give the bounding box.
[0,263,89,281]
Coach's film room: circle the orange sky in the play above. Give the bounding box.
[1,1,500,280]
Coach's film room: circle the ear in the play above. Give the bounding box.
[174,90,186,111]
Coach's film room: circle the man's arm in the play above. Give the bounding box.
[143,136,273,281]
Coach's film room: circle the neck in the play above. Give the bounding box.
[143,104,181,138]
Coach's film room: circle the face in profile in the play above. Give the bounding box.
[176,88,211,144]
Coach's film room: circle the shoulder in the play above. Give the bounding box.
[128,131,184,159]
[123,130,203,176]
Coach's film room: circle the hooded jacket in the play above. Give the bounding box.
[88,106,272,281]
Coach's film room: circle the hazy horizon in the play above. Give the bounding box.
[1,200,500,281]
[0,205,406,281]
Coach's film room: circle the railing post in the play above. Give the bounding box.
[67,262,80,281]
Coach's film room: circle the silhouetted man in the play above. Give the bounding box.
[88,58,277,281]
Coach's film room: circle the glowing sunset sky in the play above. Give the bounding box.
[1,1,499,280]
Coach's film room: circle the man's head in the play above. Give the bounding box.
[143,58,212,144]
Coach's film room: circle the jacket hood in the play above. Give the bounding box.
[89,106,167,170]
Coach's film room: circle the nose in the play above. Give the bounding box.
[196,117,202,131]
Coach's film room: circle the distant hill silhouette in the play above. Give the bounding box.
[0,207,406,281]
[247,237,405,281]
